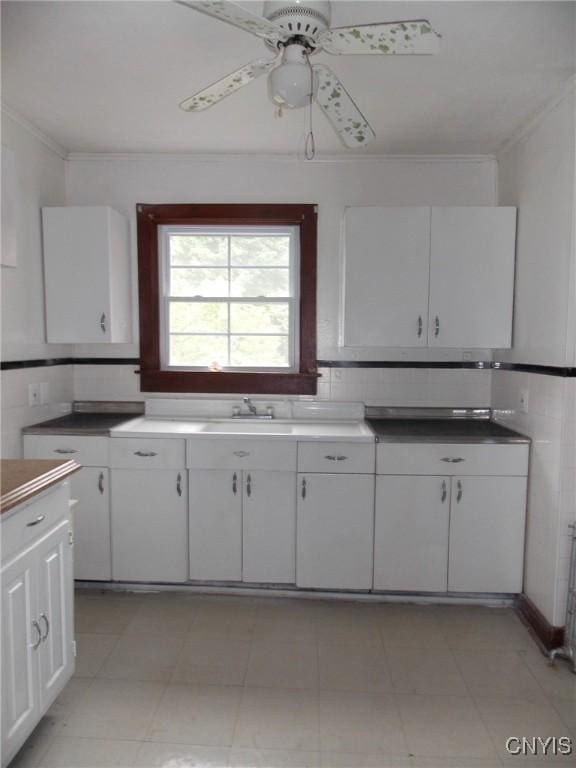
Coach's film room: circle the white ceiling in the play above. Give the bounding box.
[2,1,575,155]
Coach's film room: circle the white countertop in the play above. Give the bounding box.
[110,417,375,442]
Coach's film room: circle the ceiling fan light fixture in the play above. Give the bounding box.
[268,43,316,109]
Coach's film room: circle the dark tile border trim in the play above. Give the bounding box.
[2,358,575,376]
[516,594,564,652]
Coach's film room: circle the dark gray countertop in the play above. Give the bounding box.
[366,418,530,444]
[22,412,139,436]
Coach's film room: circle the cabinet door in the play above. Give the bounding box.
[1,547,40,766]
[297,474,374,590]
[374,476,449,592]
[70,468,111,581]
[189,469,242,582]
[448,476,527,593]
[111,470,188,582]
[429,207,516,348]
[343,207,430,347]
[243,471,296,584]
[36,520,75,710]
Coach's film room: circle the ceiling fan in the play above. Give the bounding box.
[176,1,440,148]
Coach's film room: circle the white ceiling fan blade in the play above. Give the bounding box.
[180,56,279,111]
[313,64,375,149]
[319,20,440,55]
[175,1,286,43]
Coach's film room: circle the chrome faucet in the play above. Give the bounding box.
[231,397,274,419]
[243,397,257,416]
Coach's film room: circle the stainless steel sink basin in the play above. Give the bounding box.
[201,422,294,434]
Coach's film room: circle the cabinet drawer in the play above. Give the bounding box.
[24,435,108,467]
[1,483,70,564]
[376,443,529,476]
[110,438,185,469]
[298,442,375,474]
[187,438,296,471]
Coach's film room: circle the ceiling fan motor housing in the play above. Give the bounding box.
[263,1,331,49]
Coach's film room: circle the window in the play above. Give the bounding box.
[137,204,317,394]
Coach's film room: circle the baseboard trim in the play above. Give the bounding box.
[516,594,565,651]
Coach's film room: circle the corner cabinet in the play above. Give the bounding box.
[42,206,131,343]
[1,483,74,768]
[342,206,517,349]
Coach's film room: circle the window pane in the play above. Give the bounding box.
[230,335,289,367]
[230,268,290,298]
[171,268,229,297]
[170,334,228,367]
[170,302,228,334]
[231,236,290,267]
[230,303,290,334]
[170,235,227,266]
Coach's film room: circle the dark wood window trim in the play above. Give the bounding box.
[137,203,317,395]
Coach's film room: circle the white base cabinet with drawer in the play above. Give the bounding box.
[1,486,74,768]
[111,470,188,583]
[297,473,374,591]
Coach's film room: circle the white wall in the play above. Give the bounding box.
[492,82,576,626]
[65,153,496,403]
[1,111,74,457]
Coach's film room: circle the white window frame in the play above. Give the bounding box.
[158,224,300,373]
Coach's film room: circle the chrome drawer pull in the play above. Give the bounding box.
[100,313,107,333]
[98,472,105,494]
[176,473,183,497]
[434,316,440,337]
[26,515,45,527]
[233,450,250,458]
[417,315,423,338]
[325,455,348,461]
[246,473,252,497]
[301,477,307,499]
[40,613,50,642]
[456,480,463,503]
[31,620,42,650]
[232,472,238,495]
[134,451,157,457]
[54,448,77,454]
[441,457,465,463]
[441,480,447,503]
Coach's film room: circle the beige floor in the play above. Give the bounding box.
[10,590,576,768]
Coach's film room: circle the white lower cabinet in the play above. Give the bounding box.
[111,469,188,582]
[296,473,374,590]
[69,468,110,580]
[189,469,242,582]
[374,475,450,592]
[1,488,74,768]
[448,476,527,593]
[188,469,296,584]
[243,471,296,584]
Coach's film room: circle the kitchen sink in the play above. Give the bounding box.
[201,421,294,434]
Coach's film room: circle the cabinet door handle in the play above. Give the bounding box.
[301,477,307,499]
[441,480,447,503]
[39,613,50,642]
[233,450,250,458]
[456,480,463,503]
[134,451,157,457]
[98,471,105,494]
[325,455,348,462]
[100,313,107,333]
[176,473,182,497]
[434,316,440,337]
[417,315,423,338]
[232,472,238,495]
[26,515,45,527]
[54,448,77,455]
[441,457,465,463]
[31,620,42,650]
[246,473,252,497]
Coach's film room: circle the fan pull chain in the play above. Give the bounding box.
[304,51,315,160]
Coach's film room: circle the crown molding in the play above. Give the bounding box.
[1,104,69,160]
[66,151,496,164]
[496,74,576,157]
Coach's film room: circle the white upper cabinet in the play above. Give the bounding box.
[428,207,517,348]
[42,206,131,343]
[342,206,516,349]
[343,207,430,347]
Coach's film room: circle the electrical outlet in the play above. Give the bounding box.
[28,383,41,406]
[519,388,529,414]
[39,382,50,404]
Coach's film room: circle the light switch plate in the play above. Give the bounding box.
[28,383,40,406]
